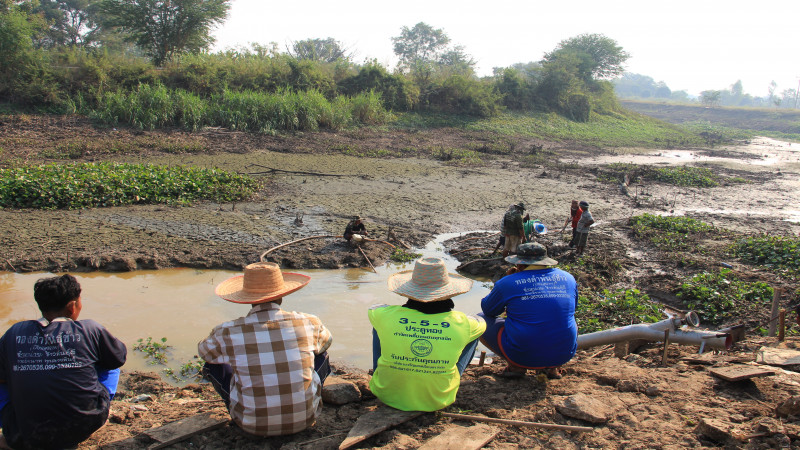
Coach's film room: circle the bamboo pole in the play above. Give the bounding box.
[779,309,786,342]
[357,245,377,273]
[451,247,492,256]
[768,288,783,337]
[439,412,593,433]
[260,235,341,261]
[455,232,499,243]
[260,235,396,261]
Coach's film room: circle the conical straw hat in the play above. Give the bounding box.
[215,262,310,304]
[387,257,473,302]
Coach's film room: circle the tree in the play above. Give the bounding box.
[288,37,349,63]
[32,0,101,47]
[543,33,629,81]
[98,0,230,65]
[392,22,449,70]
[700,90,721,107]
[437,44,475,75]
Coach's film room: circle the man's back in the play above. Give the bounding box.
[481,268,578,367]
[198,302,332,436]
[0,318,126,449]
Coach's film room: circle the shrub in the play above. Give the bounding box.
[0,162,258,209]
[338,62,417,111]
[427,75,501,117]
[349,91,393,125]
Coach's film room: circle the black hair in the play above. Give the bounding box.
[33,274,81,313]
[402,299,454,314]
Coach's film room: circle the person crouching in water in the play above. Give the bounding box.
[198,262,332,436]
[343,215,368,243]
[369,257,485,411]
[479,243,578,379]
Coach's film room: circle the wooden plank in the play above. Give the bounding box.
[144,412,229,449]
[756,347,800,366]
[418,424,498,450]
[710,365,775,382]
[338,406,423,450]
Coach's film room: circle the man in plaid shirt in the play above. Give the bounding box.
[198,262,333,436]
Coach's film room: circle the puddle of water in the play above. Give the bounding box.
[0,233,492,378]
[590,137,800,169]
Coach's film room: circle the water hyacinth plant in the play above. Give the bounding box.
[0,162,258,209]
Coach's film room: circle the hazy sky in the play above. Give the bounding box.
[212,0,799,98]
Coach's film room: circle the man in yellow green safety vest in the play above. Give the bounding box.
[368,258,486,412]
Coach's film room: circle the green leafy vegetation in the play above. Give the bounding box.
[90,85,393,132]
[651,166,718,187]
[575,289,663,334]
[164,356,205,382]
[733,235,800,274]
[133,337,170,365]
[630,214,715,251]
[0,162,258,209]
[430,147,482,165]
[677,269,773,324]
[390,248,422,263]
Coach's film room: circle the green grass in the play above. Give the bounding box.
[89,85,393,133]
[0,162,258,209]
[392,110,705,149]
[430,147,483,165]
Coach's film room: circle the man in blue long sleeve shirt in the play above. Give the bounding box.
[479,243,578,378]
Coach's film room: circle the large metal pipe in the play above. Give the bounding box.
[577,311,732,351]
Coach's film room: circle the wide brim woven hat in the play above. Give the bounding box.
[215,262,310,304]
[506,242,558,266]
[387,257,473,302]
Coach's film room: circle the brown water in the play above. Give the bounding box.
[0,233,491,378]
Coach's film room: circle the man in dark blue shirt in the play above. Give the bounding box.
[0,274,127,449]
[479,243,578,378]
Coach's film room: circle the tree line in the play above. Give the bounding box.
[0,0,633,124]
[614,74,799,110]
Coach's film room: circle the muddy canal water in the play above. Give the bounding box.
[0,233,491,376]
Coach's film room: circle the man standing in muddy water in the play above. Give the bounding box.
[0,274,127,450]
[369,257,485,411]
[198,262,333,437]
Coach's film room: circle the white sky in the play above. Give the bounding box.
[212,0,800,98]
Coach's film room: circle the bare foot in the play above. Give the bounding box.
[0,435,12,450]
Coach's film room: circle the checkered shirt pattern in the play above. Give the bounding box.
[198,302,333,436]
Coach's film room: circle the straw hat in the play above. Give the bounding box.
[215,262,310,304]
[387,257,473,302]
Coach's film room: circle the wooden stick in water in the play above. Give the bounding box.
[357,245,378,273]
